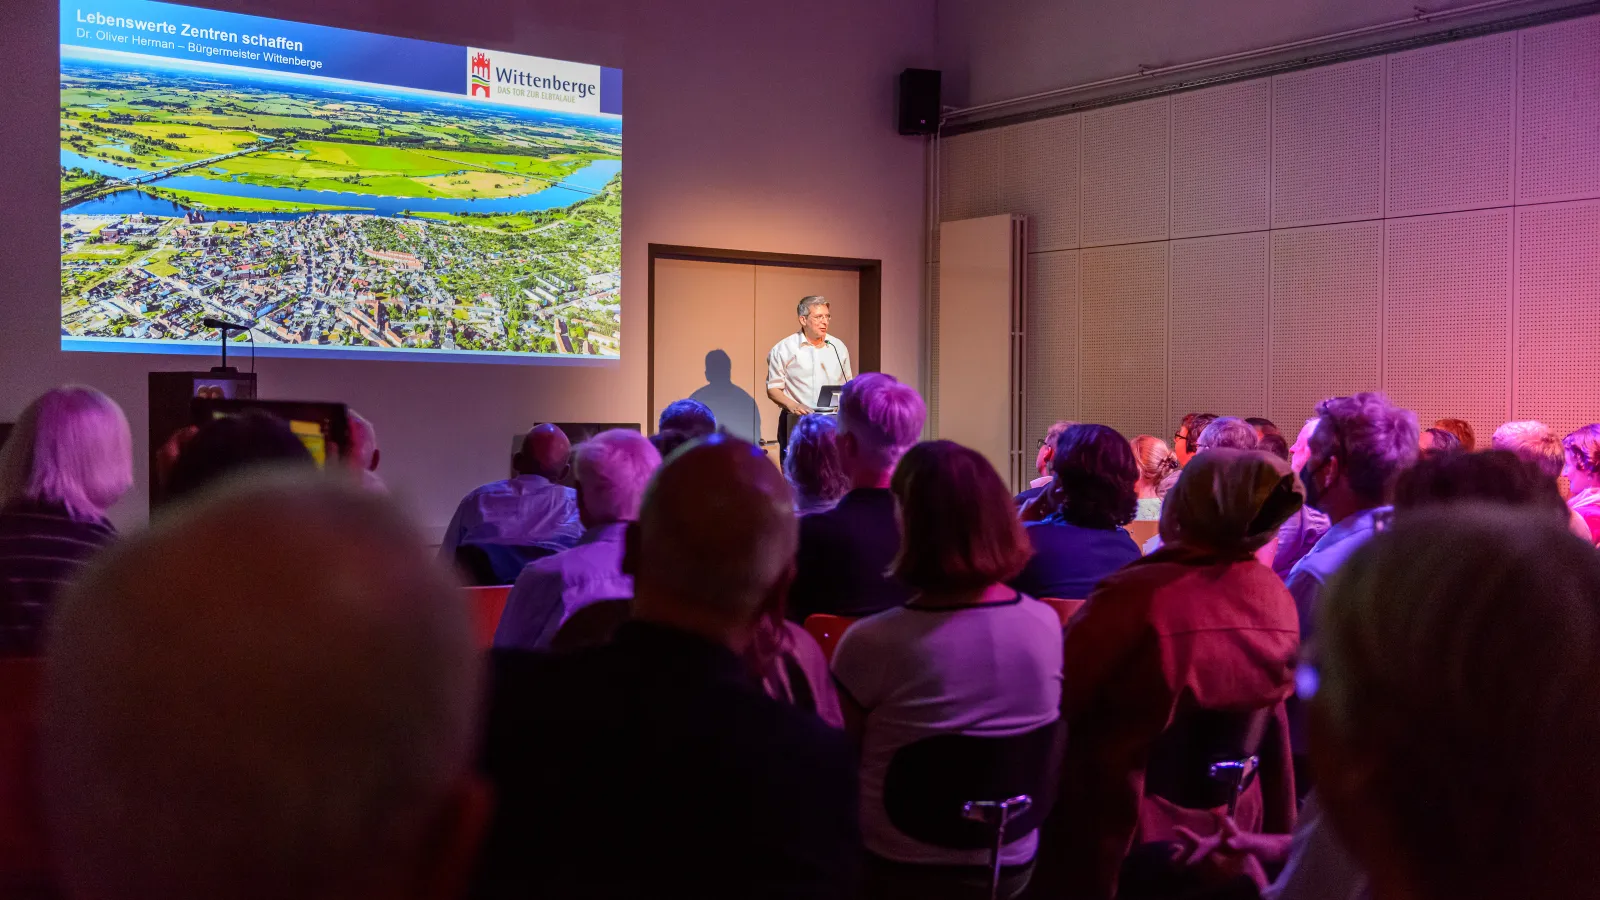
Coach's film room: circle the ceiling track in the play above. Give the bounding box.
[941,0,1600,136]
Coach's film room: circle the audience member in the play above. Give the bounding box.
[1494,419,1593,541]
[750,605,844,730]
[1394,449,1569,526]
[1173,413,1218,467]
[1431,417,1477,451]
[0,386,130,657]
[658,398,717,438]
[788,373,926,622]
[1285,393,1416,764]
[1258,432,1290,462]
[1010,424,1141,600]
[1197,416,1260,452]
[650,428,696,459]
[1564,424,1600,546]
[1273,418,1330,578]
[439,423,582,560]
[784,413,850,515]
[1017,420,1075,503]
[1492,420,1563,477]
[832,440,1057,900]
[1130,435,1179,521]
[1246,417,1282,441]
[42,475,486,900]
[493,430,660,651]
[1418,426,1462,458]
[474,435,860,899]
[1314,506,1600,900]
[1285,393,1417,643]
[1042,449,1302,900]
[163,410,313,502]
[342,409,385,492]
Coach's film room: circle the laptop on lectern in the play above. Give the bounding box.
[815,384,843,413]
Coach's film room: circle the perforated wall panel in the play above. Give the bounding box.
[1519,17,1600,204]
[940,130,1003,224]
[1273,57,1386,228]
[1387,33,1515,217]
[1080,243,1168,437]
[1000,116,1081,252]
[1081,98,1170,247]
[1024,250,1080,443]
[927,261,941,435]
[1169,233,1269,419]
[1171,81,1271,238]
[1270,222,1384,426]
[1514,199,1600,434]
[1384,209,1512,439]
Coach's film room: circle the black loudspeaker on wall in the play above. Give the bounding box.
[897,68,941,135]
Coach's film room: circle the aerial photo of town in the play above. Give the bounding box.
[60,52,622,358]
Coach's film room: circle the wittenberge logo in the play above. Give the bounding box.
[470,52,491,97]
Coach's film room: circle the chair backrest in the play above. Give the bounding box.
[802,614,859,663]
[549,598,633,653]
[1125,519,1160,550]
[1037,597,1084,626]
[0,657,54,894]
[465,585,513,648]
[455,543,558,586]
[1143,702,1273,811]
[882,718,1067,850]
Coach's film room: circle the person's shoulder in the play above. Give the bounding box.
[463,478,513,500]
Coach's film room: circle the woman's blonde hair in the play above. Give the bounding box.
[1130,434,1180,493]
[0,386,132,521]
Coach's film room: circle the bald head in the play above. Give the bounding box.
[630,435,797,632]
[515,423,571,480]
[344,409,379,472]
[42,474,483,900]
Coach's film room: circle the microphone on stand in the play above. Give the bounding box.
[204,318,254,372]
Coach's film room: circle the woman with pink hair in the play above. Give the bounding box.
[1563,424,1600,547]
[0,386,132,656]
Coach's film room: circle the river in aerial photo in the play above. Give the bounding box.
[61,149,621,223]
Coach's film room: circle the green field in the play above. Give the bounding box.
[142,248,180,277]
[146,187,363,212]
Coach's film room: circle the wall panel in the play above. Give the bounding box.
[1270,222,1384,426]
[1387,33,1515,217]
[1519,17,1600,204]
[1024,250,1080,442]
[1384,209,1512,438]
[1079,243,1168,437]
[1000,116,1081,252]
[1080,97,1170,247]
[1171,81,1272,239]
[1169,232,1269,419]
[1272,57,1386,229]
[1514,199,1600,434]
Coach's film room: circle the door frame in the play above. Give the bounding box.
[646,243,882,434]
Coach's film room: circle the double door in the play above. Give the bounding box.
[652,258,860,466]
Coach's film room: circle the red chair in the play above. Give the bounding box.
[1038,597,1085,626]
[465,586,513,648]
[0,657,56,898]
[803,614,860,663]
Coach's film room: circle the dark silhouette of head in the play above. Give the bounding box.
[703,350,733,384]
[166,411,313,502]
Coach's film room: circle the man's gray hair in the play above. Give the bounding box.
[837,373,926,471]
[1317,504,1600,900]
[41,474,480,900]
[1196,416,1259,452]
[574,429,662,524]
[1309,392,1419,503]
[797,295,830,317]
[1492,420,1563,478]
[0,385,132,522]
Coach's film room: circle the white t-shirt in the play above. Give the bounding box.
[830,596,1064,866]
[766,332,852,409]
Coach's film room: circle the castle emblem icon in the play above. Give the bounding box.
[470,52,491,98]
